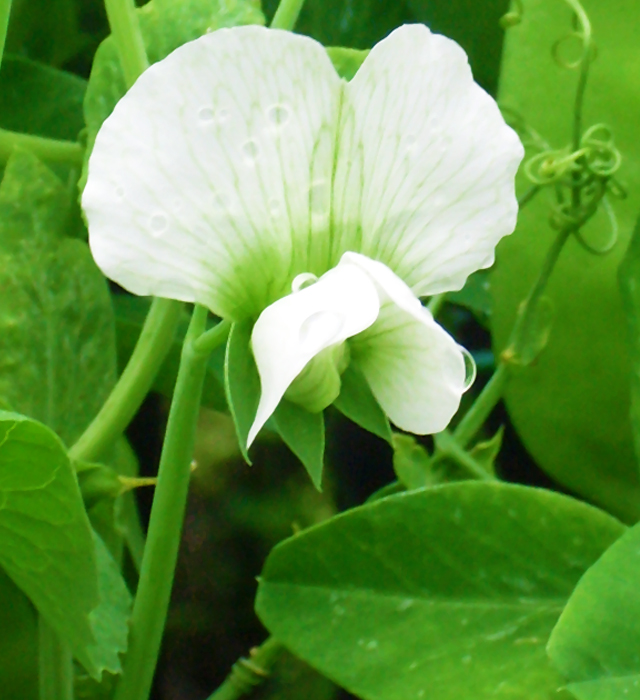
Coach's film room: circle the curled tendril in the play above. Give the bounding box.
[551,31,597,70]
[500,0,523,29]
[572,195,619,255]
[500,107,552,152]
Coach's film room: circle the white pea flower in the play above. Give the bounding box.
[83,24,523,447]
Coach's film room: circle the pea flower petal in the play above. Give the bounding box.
[248,262,380,446]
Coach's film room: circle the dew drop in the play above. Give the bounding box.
[366,640,378,651]
[217,108,231,124]
[197,106,215,124]
[299,310,344,350]
[461,346,477,391]
[242,139,260,163]
[149,212,168,236]
[397,598,414,611]
[292,272,318,293]
[267,104,291,126]
[268,198,281,217]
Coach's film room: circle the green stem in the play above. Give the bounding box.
[450,364,509,449]
[427,293,446,317]
[104,0,149,88]
[0,0,11,67]
[113,304,225,700]
[39,617,74,700]
[207,638,285,700]
[270,0,306,30]
[0,128,83,165]
[69,298,182,463]
[434,430,497,480]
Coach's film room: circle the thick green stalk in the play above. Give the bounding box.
[0,0,11,67]
[70,298,182,462]
[270,0,306,30]
[0,128,83,165]
[39,618,74,700]
[104,0,149,88]
[113,306,229,700]
[207,638,285,700]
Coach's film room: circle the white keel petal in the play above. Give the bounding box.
[248,264,380,446]
[343,252,467,434]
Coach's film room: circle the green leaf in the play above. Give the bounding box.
[225,320,260,464]
[0,568,37,700]
[490,0,640,522]
[333,363,392,443]
[81,0,264,189]
[0,150,116,445]
[618,214,640,469]
[392,433,443,490]
[447,269,492,323]
[0,55,86,141]
[256,482,624,700]
[548,519,640,700]
[114,294,226,412]
[0,411,130,679]
[272,400,325,489]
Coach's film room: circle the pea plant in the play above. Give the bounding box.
[0,0,638,699]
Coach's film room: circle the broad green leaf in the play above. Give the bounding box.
[490,0,640,522]
[0,569,37,700]
[0,150,116,445]
[447,269,492,323]
[334,363,392,443]
[114,294,226,412]
[81,0,264,188]
[256,482,624,700]
[225,319,260,463]
[0,55,86,141]
[272,400,325,489]
[548,519,640,700]
[618,215,640,468]
[0,412,129,679]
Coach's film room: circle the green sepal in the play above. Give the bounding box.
[272,400,325,490]
[333,363,392,443]
[225,320,260,464]
[392,433,443,490]
[325,46,369,80]
[548,518,640,699]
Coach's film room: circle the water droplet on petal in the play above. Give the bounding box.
[197,106,215,124]
[171,198,183,213]
[292,272,317,293]
[268,198,281,217]
[267,104,290,126]
[149,212,168,237]
[242,139,260,164]
[299,310,344,351]
[217,108,230,125]
[461,346,477,391]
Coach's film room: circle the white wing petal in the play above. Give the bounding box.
[344,252,467,434]
[248,263,380,446]
[83,26,343,320]
[332,24,524,295]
